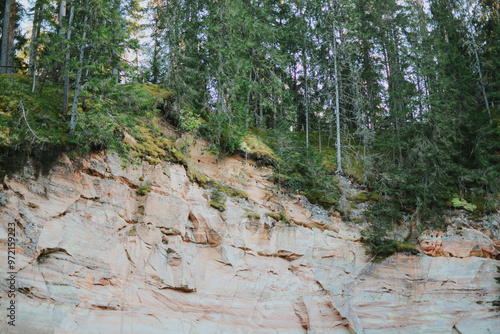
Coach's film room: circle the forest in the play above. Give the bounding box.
[0,0,499,251]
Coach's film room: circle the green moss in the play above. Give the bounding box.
[136,185,151,196]
[0,76,183,178]
[209,201,226,212]
[247,213,261,220]
[171,148,186,164]
[241,134,276,165]
[350,192,370,204]
[352,218,363,224]
[209,187,226,212]
[187,166,208,188]
[130,125,187,165]
[265,212,282,221]
[265,212,291,224]
[233,189,249,200]
[207,179,248,200]
[304,190,338,209]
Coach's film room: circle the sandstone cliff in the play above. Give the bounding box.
[0,145,499,333]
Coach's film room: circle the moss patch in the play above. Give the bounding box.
[247,213,261,220]
[265,212,291,224]
[241,134,276,166]
[352,218,363,224]
[187,166,208,188]
[136,185,151,196]
[209,201,226,212]
[207,179,249,200]
[304,190,338,209]
[209,188,226,212]
[130,126,186,165]
[348,192,379,204]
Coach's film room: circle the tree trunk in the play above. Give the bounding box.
[0,0,14,74]
[303,51,309,151]
[69,14,87,136]
[59,0,67,35]
[472,35,493,125]
[62,3,74,118]
[333,7,342,173]
[28,0,42,76]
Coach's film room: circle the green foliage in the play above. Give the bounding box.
[345,192,379,205]
[136,184,151,196]
[241,133,277,166]
[199,118,245,157]
[272,136,341,209]
[361,236,418,260]
[179,108,202,133]
[451,196,477,212]
[208,179,248,201]
[0,75,184,178]
[209,188,226,212]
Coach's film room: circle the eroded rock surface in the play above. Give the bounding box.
[0,152,499,333]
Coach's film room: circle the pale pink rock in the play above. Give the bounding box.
[0,152,498,334]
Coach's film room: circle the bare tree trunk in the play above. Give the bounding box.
[152,4,160,84]
[62,3,74,118]
[7,0,14,72]
[28,0,42,76]
[303,51,309,151]
[112,0,121,83]
[318,117,322,153]
[333,8,342,173]
[472,35,492,125]
[59,0,67,35]
[69,15,87,136]
[0,0,14,74]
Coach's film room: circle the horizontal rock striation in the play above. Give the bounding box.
[0,152,499,333]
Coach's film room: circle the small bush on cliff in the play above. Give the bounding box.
[136,184,151,196]
[361,235,418,261]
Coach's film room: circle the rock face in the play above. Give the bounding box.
[0,152,499,333]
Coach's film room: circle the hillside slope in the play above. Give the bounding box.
[0,133,499,333]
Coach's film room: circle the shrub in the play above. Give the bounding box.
[136,184,151,196]
[361,236,418,260]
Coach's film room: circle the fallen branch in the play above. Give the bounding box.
[19,100,47,143]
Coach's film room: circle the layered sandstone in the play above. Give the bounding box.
[0,150,499,333]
